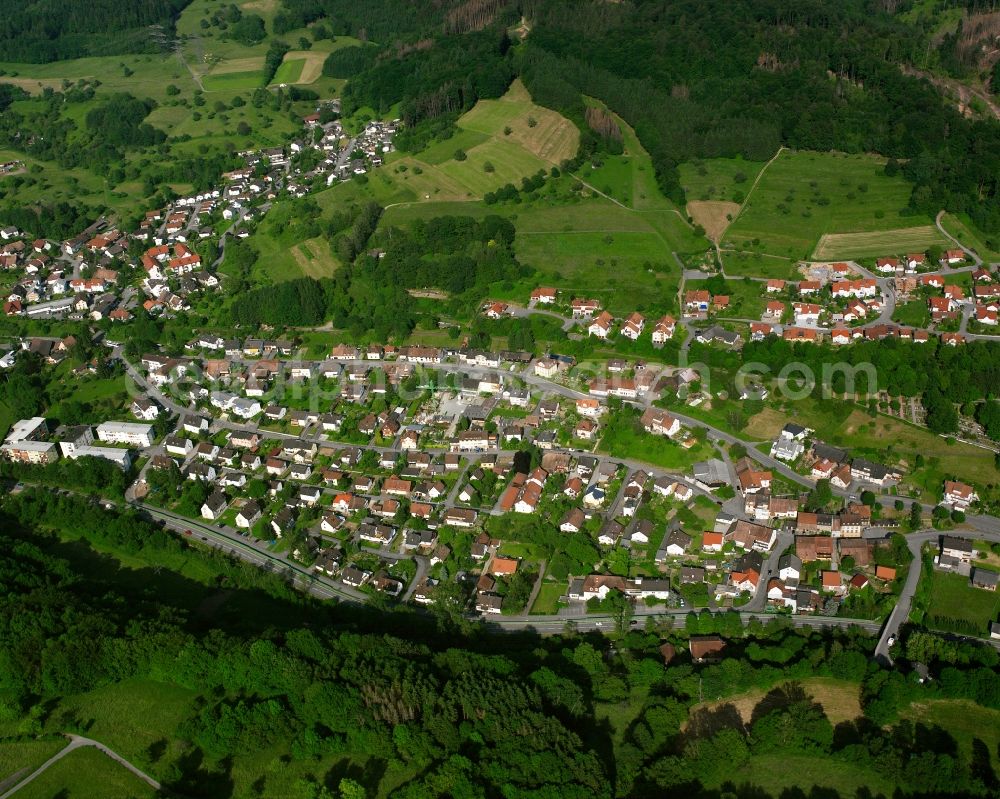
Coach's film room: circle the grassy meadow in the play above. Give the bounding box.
[12,746,159,799]
[723,150,937,260]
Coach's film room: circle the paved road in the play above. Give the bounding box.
[0,734,162,799]
[936,209,983,267]
[509,303,576,332]
[115,351,1000,645]
[120,349,1000,532]
[874,528,1000,663]
[744,530,794,612]
[490,608,881,635]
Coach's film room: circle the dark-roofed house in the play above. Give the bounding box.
[941,536,974,562]
[971,568,998,591]
[680,566,706,584]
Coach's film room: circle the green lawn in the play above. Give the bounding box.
[419,129,491,165]
[939,212,1000,262]
[923,569,1000,636]
[530,581,567,615]
[724,150,935,260]
[0,399,15,442]
[13,745,159,799]
[707,752,895,797]
[51,678,198,777]
[715,278,768,318]
[599,420,714,471]
[578,155,636,206]
[721,250,800,280]
[893,299,931,328]
[745,400,1000,498]
[202,70,264,92]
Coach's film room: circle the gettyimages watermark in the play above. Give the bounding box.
[123,348,881,417]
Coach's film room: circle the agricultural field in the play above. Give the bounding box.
[312,91,706,311]
[459,80,579,164]
[385,79,579,201]
[271,58,305,85]
[723,150,938,260]
[813,225,949,260]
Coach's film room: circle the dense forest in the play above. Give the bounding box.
[517,0,1000,234]
[0,0,192,62]
[298,0,1000,238]
[2,489,1000,797]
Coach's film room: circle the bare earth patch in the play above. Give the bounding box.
[687,200,740,242]
[686,679,862,730]
[743,408,791,440]
[407,289,451,300]
[241,0,278,12]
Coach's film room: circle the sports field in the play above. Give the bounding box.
[724,150,936,259]
[813,225,948,260]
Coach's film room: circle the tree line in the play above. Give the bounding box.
[2,488,1000,797]
[0,0,192,62]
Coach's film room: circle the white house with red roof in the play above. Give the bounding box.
[620,312,645,340]
[588,310,614,338]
